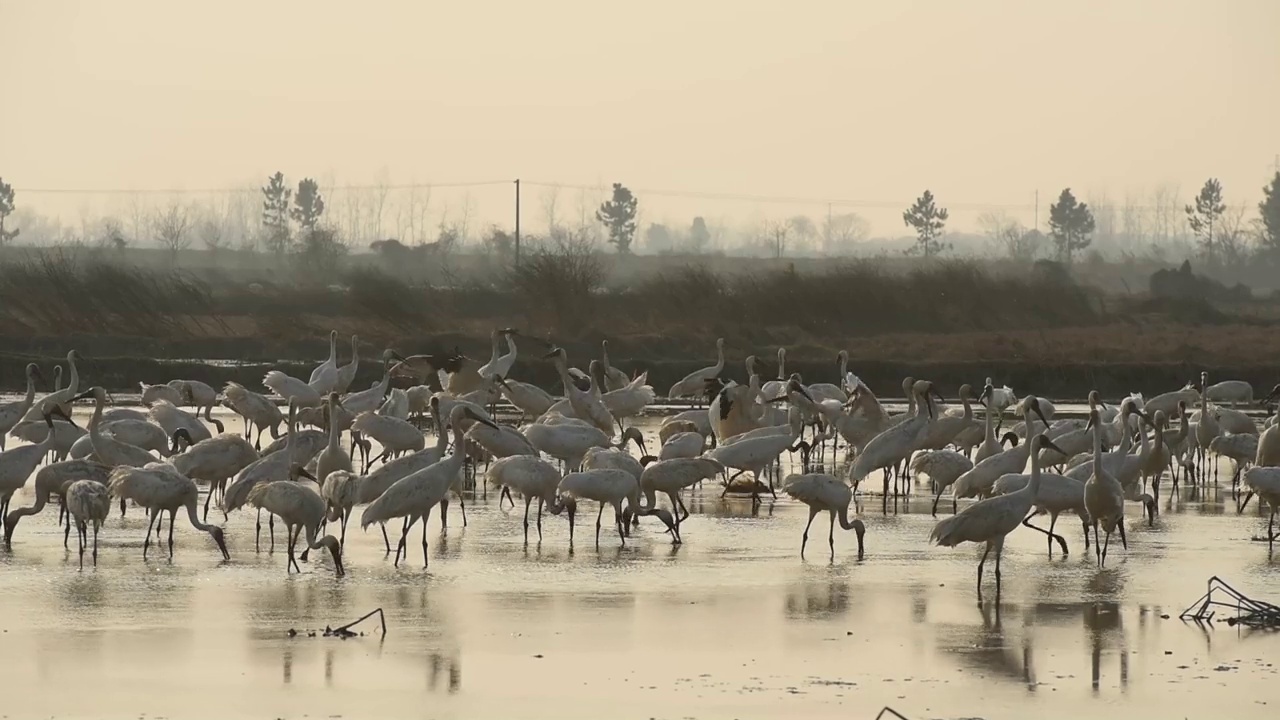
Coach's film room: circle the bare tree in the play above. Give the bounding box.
[368,168,391,242]
[1120,192,1146,255]
[822,212,870,253]
[1216,203,1249,268]
[153,201,194,263]
[200,214,227,257]
[542,185,561,236]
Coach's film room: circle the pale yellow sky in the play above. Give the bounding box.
[5,0,1279,237]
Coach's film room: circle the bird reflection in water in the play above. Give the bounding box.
[946,602,1037,691]
[427,652,462,694]
[1085,601,1129,694]
[785,573,851,619]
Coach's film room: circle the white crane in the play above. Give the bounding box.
[497,377,556,423]
[919,384,978,451]
[247,480,344,576]
[972,391,1003,464]
[658,430,705,460]
[1239,467,1280,550]
[599,340,630,392]
[759,347,788,400]
[1209,432,1259,487]
[849,380,944,495]
[525,423,642,471]
[66,479,111,568]
[21,350,81,422]
[108,462,230,561]
[544,347,614,437]
[557,468,643,548]
[1144,381,1199,418]
[637,457,723,533]
[1194,371,1220,483]
[0,411,63,529]
[601,370,655,432]
[149,400,213,444]
[1082,408,1128,568]
[223,401,322,550]
[352,411,424,465]
[320,469,361,549]
[75,387,158,474]
[981,378,1017,417]
[314,393,353,480]
[706,408,808,502]
[1205,379,1253,408]
[169,430,259,520]
[165,380,224,432]
[4,458,109,548]
[223,381,283,449]
[379,388,411,420]
[360,404,496,567]
[806,350,850,405]
[930,433,1066,600]
[911,449,974,515]
[334,334,360,394]
[0,363,42,450]
[340,350,397,416]
[69,416,170,459]
[991,469,1088,557]
[140,382,183,406]
[952,397,1051,501]
[478,329,519,379]
[485,455,570,543]
[667,337,726,399]
[466,419,537,460]
[308,330,341,395]
[264,369,323,409]
[782,473,867,560]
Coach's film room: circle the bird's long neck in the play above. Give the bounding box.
[326,400,341,450]
[837,503,859,531]
[327,336,337,364]
[777,349,786,379]
[638,484,657,512]
[89,395,105,435]
[961,393,972,420]
[444,422,467,472]
[487,335,500,365]
[65,356,79,396]
[1137,421,1151,458]
[1028,439,1044,497]
[1092,422,1104,474]
[505,335,517,360]
[348,339,359,367]
[184,496,219,534]
[433,414,448,453]
[712,343,724,373]
[837,353,847,381]
[983,405,995,441]
[22,373,36,408]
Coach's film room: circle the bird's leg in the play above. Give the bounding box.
[203,487,213,523]
[421,509,431,568]
[459,495,468,528]
[931,487,944,517]
[92,522,99,566]
[1101,531,1111,568]
[77,520,86,570]
[994,546,1002,596]
[63,516,71,549]
[119,497,126,518]
[287,525,300,573]
[536,496,544,542]
[977,543,991,603]
[381,523,392,554]
[1093,520,1102,567]
[523,496,532,544]
[269,513,276,552]
[1020,512,1068,556]
[828,511,837,561]
[143,509,157,560]
[1118,518,1128,551]
[595,503,605,549]
[616,504,626,547]
[1082,517,1091,550]
[440,499,449,530]
[800,507,818,559]
[167,508,177,560]
[340,510,349,551]
[721,470,746,497]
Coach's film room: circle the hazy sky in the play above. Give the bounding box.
[6,0,1280,235]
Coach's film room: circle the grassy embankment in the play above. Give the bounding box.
[0,248,1277,398]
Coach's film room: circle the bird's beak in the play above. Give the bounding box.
[330,542,345,577]
[72,389,96,402]
[1033,400,1049,427]
[215,531,230,560]
[1085,415,1095,433]
[1041,438,1067,457]
[469,409,499,430]
[789,379,814,404]
[296,466,318,482]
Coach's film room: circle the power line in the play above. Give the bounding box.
[16,180,512,195]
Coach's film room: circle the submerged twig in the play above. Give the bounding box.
[323,607,388,638]
[875,708,909,720]
[1180,576,1280,629]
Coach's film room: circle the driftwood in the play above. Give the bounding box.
[1180,576,1280,628]
[288,607,388,639]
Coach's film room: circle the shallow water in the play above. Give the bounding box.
[1,406,1277,720]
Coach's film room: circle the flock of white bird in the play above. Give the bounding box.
[1,332,1277,602]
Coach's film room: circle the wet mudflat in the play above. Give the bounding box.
[1,409,1278,720]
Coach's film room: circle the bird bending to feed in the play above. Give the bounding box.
[1239,466,1280,550]
[108,462,230,561]
[783,473,866,560]
[930,433,1067,601]
[247,479,343,576]
[667,337,726,400]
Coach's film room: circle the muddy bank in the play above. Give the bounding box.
[1,337,1273,399]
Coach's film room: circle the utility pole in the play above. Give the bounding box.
[514,178,521,268]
